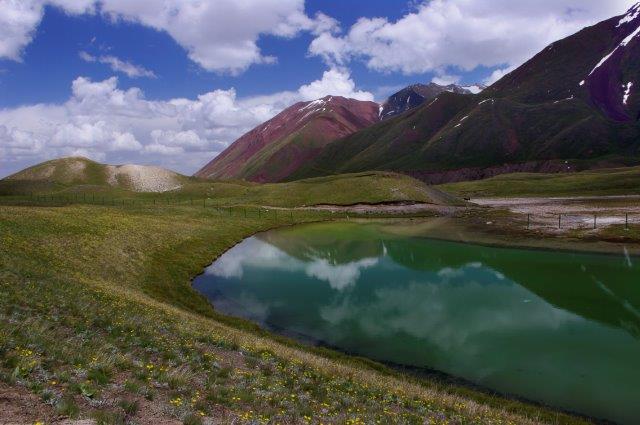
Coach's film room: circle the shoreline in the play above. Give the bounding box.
[190,217,624,425]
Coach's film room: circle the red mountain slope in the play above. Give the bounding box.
[195,96,379,182]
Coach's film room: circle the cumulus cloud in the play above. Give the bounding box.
[298,68,374,101]
[0,68,372,175]
[309,0,637,80]
[0,0,338,74]
[0,0,94,60]
[79,51,156,78]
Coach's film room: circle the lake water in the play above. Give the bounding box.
[193,221,640,424]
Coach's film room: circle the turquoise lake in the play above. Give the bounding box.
[193,221,640,424]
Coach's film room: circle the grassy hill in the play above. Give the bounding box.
[439,166,640,198]
[2,157,190,194]
[2,159,465,207]
[177,172,465,207]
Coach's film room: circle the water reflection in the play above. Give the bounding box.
[194,222,640,424]
[206,238,379,290]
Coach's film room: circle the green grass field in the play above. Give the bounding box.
[0,168,590,424]
[1,170,463,208]
[439,166,640,198]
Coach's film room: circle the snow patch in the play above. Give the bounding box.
[589,21,640,76]
[426,97,439,108]
[623,82,634,105]
[300,99,325,112]
[454,115,469,128]
[478,99,494,105]
[618,3,640,27]
[579,80,585,86]
[553,95,575,104]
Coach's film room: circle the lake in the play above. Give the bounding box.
[193,221,640,424]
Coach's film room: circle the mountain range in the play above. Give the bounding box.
[194,3,640,185]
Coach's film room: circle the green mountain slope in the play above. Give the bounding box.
[289,5,640,183]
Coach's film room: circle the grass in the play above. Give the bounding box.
[2,170,461,207]
[439,166,640,198]
[0,193,589,423]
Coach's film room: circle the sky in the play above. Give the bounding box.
[0,0,637,177]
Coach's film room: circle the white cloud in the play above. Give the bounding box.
[309,0,637,79]
[484,65,518,85]
[0,0,94,60]
[0,0,337,74]
[298,68,374,101]
[205,237,379,291]
[79,51,156,78]
[432,74,461,86]
[0,69,372,175]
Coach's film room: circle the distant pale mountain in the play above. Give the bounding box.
[195,96,379,182]
[289,3,640,183]
[3,157,187,193]
[379,83,486,120]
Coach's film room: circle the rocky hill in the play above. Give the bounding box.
[4,157,187,192]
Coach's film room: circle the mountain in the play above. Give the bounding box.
[289,4,640,183]
[379,83,485,120]
[2,157,188,193]
[195,96,379,182]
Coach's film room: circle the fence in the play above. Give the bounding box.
[1,193,638,231]
[524,213,636,231]
[0,192,359,222]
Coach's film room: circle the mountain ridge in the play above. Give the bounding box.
[288,3,640,183]
[195,95,379,182]
[379,83,485,120]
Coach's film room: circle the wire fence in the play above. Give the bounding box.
[1,193,638,231]
[0,192,408,222]
[523,213,636,230]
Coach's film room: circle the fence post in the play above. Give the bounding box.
[626,213,629,230]
[593,214,597,230]
[527,214,530,230]
[558,214,561,229]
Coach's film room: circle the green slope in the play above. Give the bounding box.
[141,172,463,207]
[288,10,640,183]
[439,166,640,197]
[2,160,464,207]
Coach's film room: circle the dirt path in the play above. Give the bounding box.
[264,202,463,216]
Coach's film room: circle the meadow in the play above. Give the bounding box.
[0,176,590,424]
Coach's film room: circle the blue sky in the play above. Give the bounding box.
[0,0,636,176]
[0,0,486,108]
